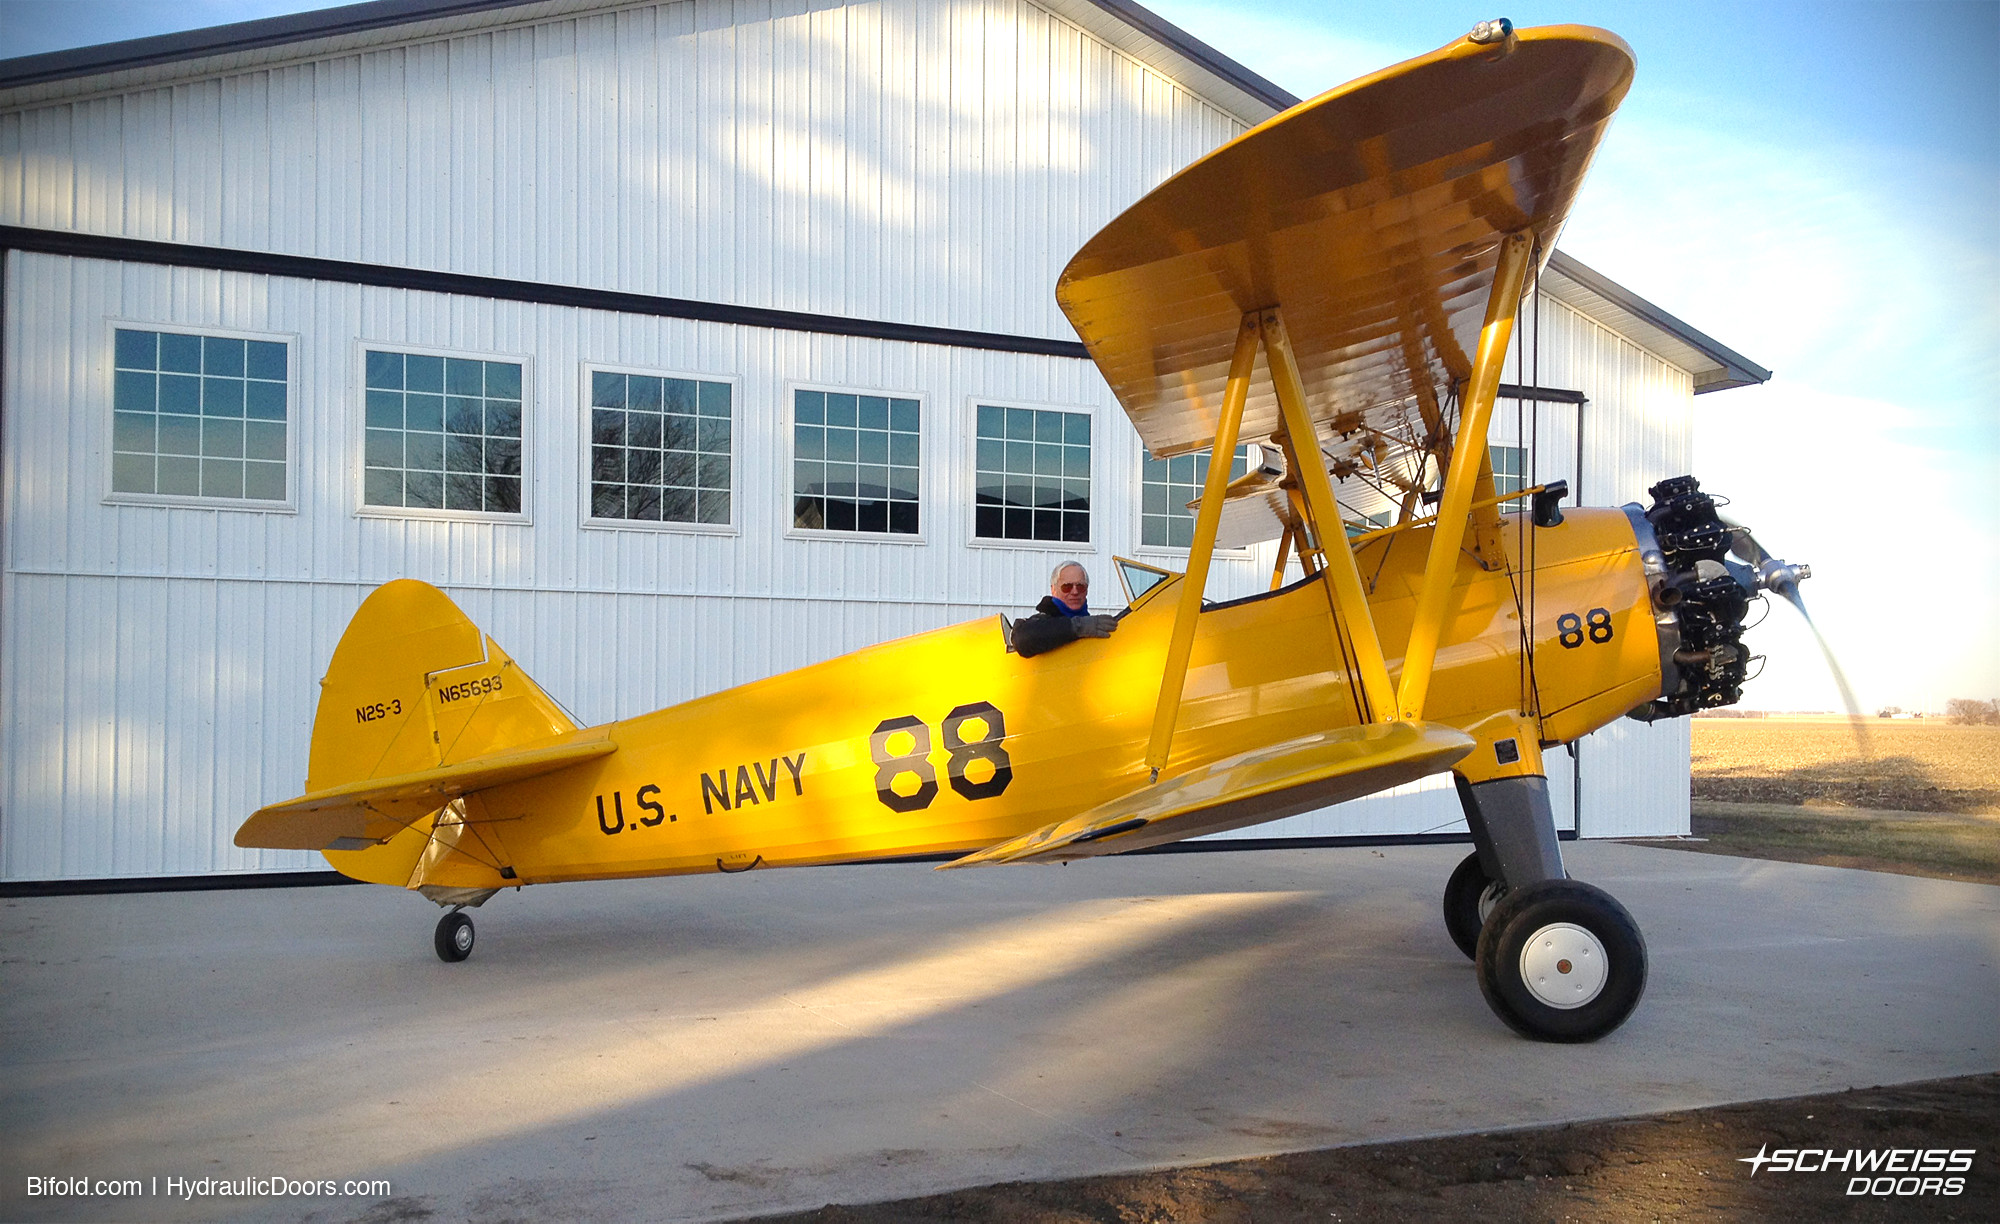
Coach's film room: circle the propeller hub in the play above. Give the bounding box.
[1757,557,1811,593]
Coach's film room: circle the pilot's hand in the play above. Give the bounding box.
[1074,614,1119,639]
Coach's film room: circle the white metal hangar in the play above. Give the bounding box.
[0,0,1768,885]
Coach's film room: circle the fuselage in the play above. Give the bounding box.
[383,507,1663,887]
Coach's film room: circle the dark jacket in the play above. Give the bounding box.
[1014,596,1093,658]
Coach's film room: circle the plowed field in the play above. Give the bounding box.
[1691,716,1999,814]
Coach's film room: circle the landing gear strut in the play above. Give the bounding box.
[434,909,475,962]
[1448,774,1647,1040]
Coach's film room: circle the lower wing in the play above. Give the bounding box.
[942,721,1474,868]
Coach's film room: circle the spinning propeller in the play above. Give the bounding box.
[1723,518,1871,756]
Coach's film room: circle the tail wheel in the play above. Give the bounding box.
[1442,851,1507,961]
[434,911,475,963]
[1476,880,1646,1042]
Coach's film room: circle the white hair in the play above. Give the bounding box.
[1049,560,1090,587]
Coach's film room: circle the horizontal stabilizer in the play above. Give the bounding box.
[236,738,615,851]
[941,721,1474,868]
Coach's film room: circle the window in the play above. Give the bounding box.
[792,389,920,534]
[974,404,1090,543]
[1141,446,1248,548]
[1492,445,1526,510]
[1346,508,1394,537]
[112,327,288,501]
[587,368,732,525]
[364,350,523,514]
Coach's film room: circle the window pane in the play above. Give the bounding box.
[201,458,245,499]
[244,461,286,501]
[204,419,245,459]
[406,354,444,392]
[362,350,528,515]
[406,470,442,508]
[246,340,287,381]
[975,404,1088,541]
[245,380,287,420]
[485,362,521,400]
[109,330,290,502]
[159,415,201,456]
[115,329,157,370]
[591,370,731,523]
[158,456,201,495]
[245,421,286,462]
[159,333,202,374]
[201,378,244,417]
[159,374,200,415]
[202,337,245,378]
[366,350,404,389]
[114,412,156,453]
[115,370,157,411]
[1140,444,1245,550]
[112,453,154,493]
[445,358,483,396]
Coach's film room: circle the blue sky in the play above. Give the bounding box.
[5,0,1996,713]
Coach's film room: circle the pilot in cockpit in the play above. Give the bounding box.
[1012,561,1120,657]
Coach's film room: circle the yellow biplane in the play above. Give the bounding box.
[237,21,1804,1041]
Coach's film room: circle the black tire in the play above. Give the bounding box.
[1475,879,1646,1042]
[1443,851,1506,960]
[434,911,475,963]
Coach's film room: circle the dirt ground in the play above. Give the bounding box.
[738,718,2000,1222]
[1689,717,2000,815]
[751,1076,1999,1223]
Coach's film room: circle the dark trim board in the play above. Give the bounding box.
[0,225,1093,361]
[0,830,1579,894]
[0,870,361,897]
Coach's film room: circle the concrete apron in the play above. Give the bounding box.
[2,842,1995,1223]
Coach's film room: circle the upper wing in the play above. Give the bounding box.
[235,737,615,851]
[1057,25,1634,465]
[940,721,1474,868]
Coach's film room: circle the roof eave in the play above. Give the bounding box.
[1544,250,1771,393]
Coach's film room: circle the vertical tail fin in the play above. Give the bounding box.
[306,579,576,793]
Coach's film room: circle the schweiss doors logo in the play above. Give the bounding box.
[1737,1145,1976,1196]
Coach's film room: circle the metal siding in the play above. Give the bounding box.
[3,239,1281,880]
[0,0,1703,880]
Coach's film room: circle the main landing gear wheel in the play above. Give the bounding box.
[1475,880,1646,1042]
[434,910,475,963]
[1443,851,1508,960]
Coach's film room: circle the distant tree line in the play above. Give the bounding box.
[1945,698,2000,726]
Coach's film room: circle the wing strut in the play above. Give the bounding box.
[1144,317,1258,778]
[1263,309,1398,725]
[1396,230,1534,721]
[1143,309,1410,778]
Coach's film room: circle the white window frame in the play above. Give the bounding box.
[783,380,929,545]
[577,361,740,536]
[353,339,534,525]
[102,318,300,514]
[964,396,1099,552]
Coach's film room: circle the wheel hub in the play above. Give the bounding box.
[1518,922,1608,1009]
